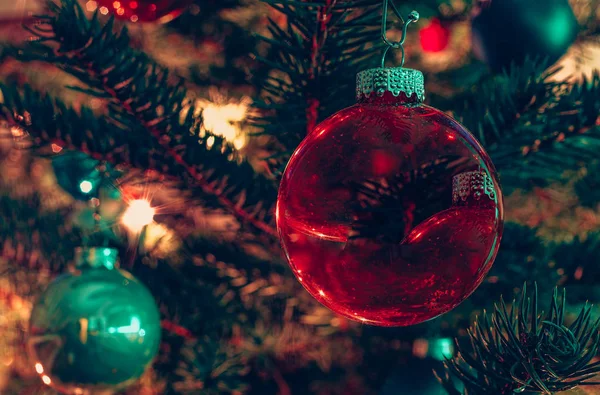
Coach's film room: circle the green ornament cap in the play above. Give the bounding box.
[356,67,425,102]
[75,247,119,270]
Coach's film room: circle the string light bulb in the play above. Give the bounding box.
[78,180,94,194]
[121,199,155,232]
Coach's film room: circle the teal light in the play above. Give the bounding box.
[545,9,575,49]
[79,180,94,194]
[430,338,454,361]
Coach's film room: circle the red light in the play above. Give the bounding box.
[419,18,450,53]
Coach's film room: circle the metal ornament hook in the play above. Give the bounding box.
[380,0,419,68]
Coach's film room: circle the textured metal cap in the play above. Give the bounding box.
[452,170,496,205]
[75,247,119,270]
[356,67,425,102]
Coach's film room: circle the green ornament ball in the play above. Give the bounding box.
[471,0,578,72]
[28,248,161,394]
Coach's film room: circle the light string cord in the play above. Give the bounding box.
[380,0,419,68]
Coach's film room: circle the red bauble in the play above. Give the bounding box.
[419,18,451,53]
[95,0,190,23]
[277,67,503,326]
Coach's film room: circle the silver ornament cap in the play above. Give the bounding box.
[452,170,496,205]
[356,67,425,102]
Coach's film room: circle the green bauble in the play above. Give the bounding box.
[28,248,161,395]
[472,0,578,72]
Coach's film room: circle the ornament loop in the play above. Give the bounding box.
[380,0,419,68]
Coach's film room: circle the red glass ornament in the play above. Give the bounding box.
[95,0,190,23]
[419,18,451,53]
[277,69,503,326]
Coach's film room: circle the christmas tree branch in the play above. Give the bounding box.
[438,283,600,395]
[451,61,600,190]
[252,0,382,172]
[11,0,278,237]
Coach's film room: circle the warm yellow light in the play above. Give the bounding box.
[196,93,250,150]
[86,1,98,11]
[10,126,25,138]
[99,6,109,15]
[35,362,44,374]
[121,199,155,232]
[42,375,51,385]
[79,180,94,194]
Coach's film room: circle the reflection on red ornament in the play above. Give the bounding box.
[419,18,450,53]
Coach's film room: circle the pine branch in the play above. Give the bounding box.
[252,0,382,172]
[0,193,79,276]
[451,60,600,190]
[439,284,600,395]
[11,0,278,237]
[174,337,250,394]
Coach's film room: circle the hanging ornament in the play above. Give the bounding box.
[419,18,450,53]
[471,0,578,72]
[28,247,161,394]
[51,151,119,202]
[93,0,192,23]
[276,4,503,327]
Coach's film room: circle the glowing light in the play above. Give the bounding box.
[10,126,25,138]
[51,143,63,153]
[113,1,120,8]
[35,363,44,374]
[42,375,52,385]
[318,290,325,297]
[412,338,429,358]
[121,199,155,232]
[130,1,138,9]
[196,92,250,150]
[206,136,215,148]
[79,180,94,194]
[117,7,125,15]
[86,1,98,11]
[99,6,109,14]
[130,15,139,22]
[545,9,575,49]
[430,337,454,360]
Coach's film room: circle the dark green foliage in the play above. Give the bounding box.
[13,0,278,236]
[251,0,383,173]
[468,223,557,308]
[440,284,600,394]
[174,338,249,394]
[575,162,600,208]
[553,233,600,307]
[449,62,600,191]
[0,193,78,280]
